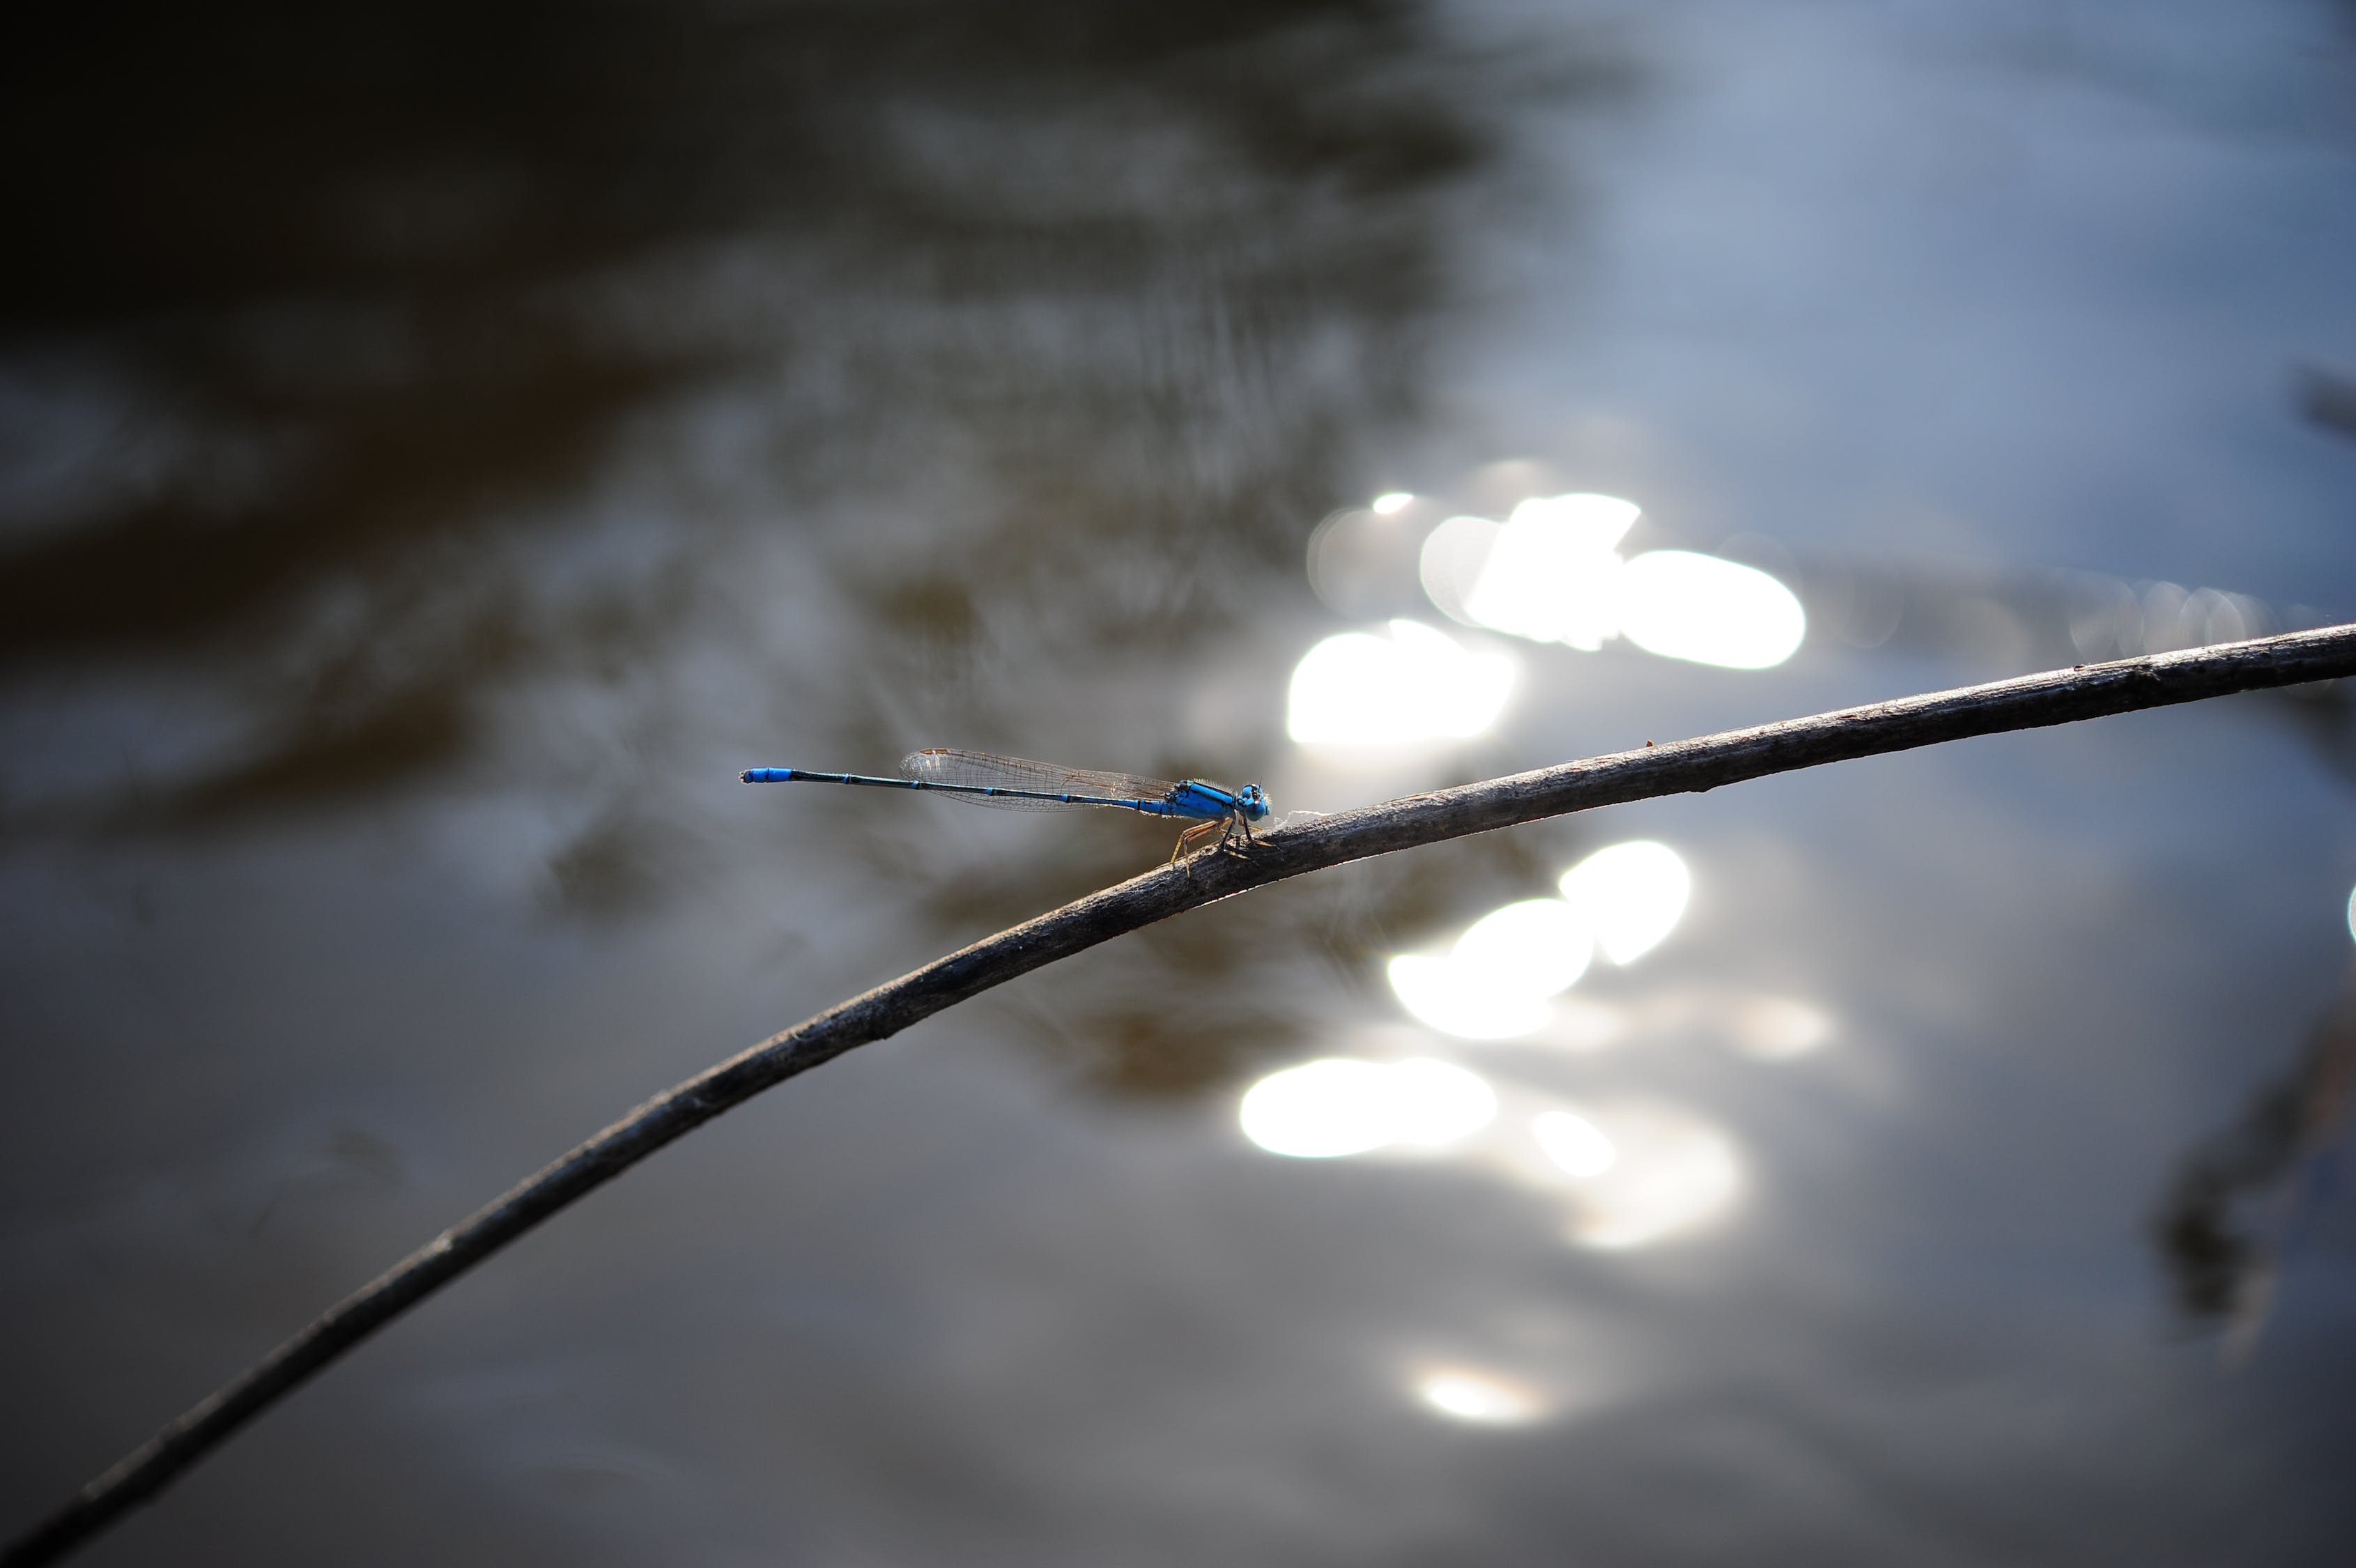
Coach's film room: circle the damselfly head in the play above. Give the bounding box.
[1237,783,1272,821]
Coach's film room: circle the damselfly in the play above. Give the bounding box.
[741,749,1272,861]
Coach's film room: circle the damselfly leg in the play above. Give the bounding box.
[1169,807,1256,868]
[1169,817,1226,865]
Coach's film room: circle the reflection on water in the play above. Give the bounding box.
[1385,929,1573,1037]
[1615,551,1808,670]
[1286,619,1516,746]
[8,1,2356,1562]
[1409,491,1806,668]
[1314,468,2340,724]
[1240,828,1748,1259]
[1551,1100,1742,1250]
[1723,994,1835,1061]
[1432,493,1640,649]
[1558,840,1691,966]
[2067,577,2277,661]
[1387,839,1691,1040]
[2303,364,2356,443]
[1532,1109,1617,1179]
[1412,1367,1546,1425]
[1452,898,1594,996]
[0,0,1530,844]
[2153,939,2356,1366]
[1238,1056,1495,1160]
[1238,1054,1743,1252]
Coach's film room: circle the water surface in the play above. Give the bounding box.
[4,1,2355,1562]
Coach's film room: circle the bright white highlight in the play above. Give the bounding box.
[1532,1111,1617,1179]
[1286,620,1514,746]
[2347,883,2355,946]
[1387,900,1591,1040]
[1387,954,1553,1040]
[1238,1060,1394,1158]
[1239,1058,1495,1159]
[1615,551,1807,670]
[1420,493,1805,670]
[1557,841,1691,965]
[1417,513,1505,622]
[1460,493,1639,649]
[1453,899,1594,997]
[1386,1059,1501,1148]
[1371,491,1414,514]
[1415,1369,1543,1425]
[1386,843,1686,1038]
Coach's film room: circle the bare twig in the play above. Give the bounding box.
[11,625,2356,1567]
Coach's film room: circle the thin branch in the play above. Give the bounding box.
[12,625,2356,1567]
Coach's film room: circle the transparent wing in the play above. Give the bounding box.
[898,749,1177,812]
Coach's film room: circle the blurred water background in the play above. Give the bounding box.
[5,1,2356,1562]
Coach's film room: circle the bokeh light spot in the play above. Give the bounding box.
[1239,1059,1397,1158]
[1414,1369,1543,1424]
[1385,1058,1500,1147]
[1615,551,1806,669]
[1452,898,1593,997]
[1459,493,1638,648]
[1387,954,1554,1040]
[1371,491,1414,514]
[1532,1110,1617,1179]
[1565,1105,1742,1250]
[1240,1058,1494,1158]
[1387,899,1591,1040]
[1286,620,1514,746]
[1557,840,1690,964]
[1419,495,1805,670]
